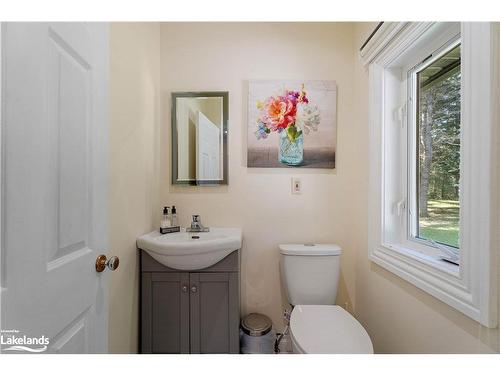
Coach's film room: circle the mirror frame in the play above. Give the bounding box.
[171,91,229,186]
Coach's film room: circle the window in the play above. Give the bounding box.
[362,22,498,327]
[408,41,461,260]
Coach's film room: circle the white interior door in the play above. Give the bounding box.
[196,111,220,180]
[0,23,109,353]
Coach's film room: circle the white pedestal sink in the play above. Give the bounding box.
[137,228,242,270]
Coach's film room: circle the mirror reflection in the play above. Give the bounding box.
[172,92,228,185]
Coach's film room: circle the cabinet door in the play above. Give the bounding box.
[141,273,190,353]
[189,273,240,353]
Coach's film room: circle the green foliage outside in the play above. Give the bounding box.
[419,200,459,248]
[419,62,461,203]
[418,46,461,248]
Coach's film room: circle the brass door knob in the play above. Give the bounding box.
[95,255,120,273]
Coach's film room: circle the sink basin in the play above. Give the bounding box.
[137,228,242,270]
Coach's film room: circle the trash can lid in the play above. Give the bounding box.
[241,313,272,337]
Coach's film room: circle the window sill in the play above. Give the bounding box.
[385,242,459,277]
[370,243,477,321]
[370,244,480,319]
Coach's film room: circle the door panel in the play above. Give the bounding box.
[195,111,220,180]
[190,273,239,354]
[1,23,109,354]
[199,274,229,353]
[50,309,90,354]
[142,273,190,354]
[151,273,190,353]
[227,272,240,353]
[48,27,91,264]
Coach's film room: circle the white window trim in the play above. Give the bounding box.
[362,22,499,327]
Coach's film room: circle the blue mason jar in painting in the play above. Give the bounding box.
[279,129,303,166]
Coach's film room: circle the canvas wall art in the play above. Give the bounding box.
[247,80,337,168]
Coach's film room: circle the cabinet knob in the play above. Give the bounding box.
[182,285,188,293]
[191,286,198,293]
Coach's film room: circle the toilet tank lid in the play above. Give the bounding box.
[279,244,341,256]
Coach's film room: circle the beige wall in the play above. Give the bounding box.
[160,23,360,330]
[109,22,161,353]
[352,22,500,354]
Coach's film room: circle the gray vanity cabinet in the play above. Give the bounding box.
[189,272,240,353]
[140,250,240,354]
[141,272,190,353]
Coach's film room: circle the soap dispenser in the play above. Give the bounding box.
[171,206,178,227]
[160,206,171,234]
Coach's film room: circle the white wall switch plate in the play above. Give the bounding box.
[291,177,302,194]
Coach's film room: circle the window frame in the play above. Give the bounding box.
[406,36,462,255]
[362,22,499,327]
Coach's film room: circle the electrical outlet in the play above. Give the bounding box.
[291,177,302,194]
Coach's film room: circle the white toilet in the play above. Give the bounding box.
[279,244,373,354]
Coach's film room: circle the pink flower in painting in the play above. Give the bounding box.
[254,84,316,141]
[264,96,297,131]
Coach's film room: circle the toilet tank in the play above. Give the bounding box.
[279,244,341,306]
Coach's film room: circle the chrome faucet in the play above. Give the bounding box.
[186,214,209,232]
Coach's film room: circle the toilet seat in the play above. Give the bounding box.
[290,305,373,354]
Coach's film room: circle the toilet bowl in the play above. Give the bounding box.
[289,305,373,354]
[279,243,373,354]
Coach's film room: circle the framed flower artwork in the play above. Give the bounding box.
[247,80,337,168]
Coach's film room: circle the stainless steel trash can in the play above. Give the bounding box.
[240,313,276,354]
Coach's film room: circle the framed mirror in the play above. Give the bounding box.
[171,92,228,185]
